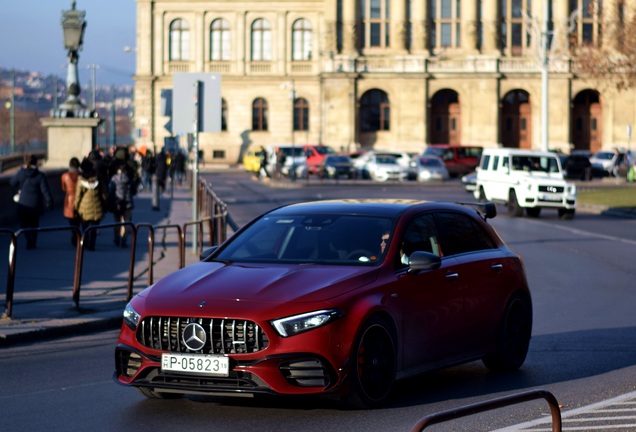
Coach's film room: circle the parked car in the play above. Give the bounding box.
[461,172,477,193]
[414,155,450,181]
[304,145,337,175]
[114,199,532,408]
[316,154,356,179]
[353,151,416,180]
[242,144,264,173]
[590,149,634,177]
[354,153,408,181]
[558,154,595,181]
[265,145,308,178]
[423,145,483,177]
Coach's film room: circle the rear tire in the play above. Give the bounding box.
[343,317,396,409]
[483,294,532,372]
[508,190,524,217]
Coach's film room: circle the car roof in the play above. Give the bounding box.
[482,148,557,157]
[266,199,481,219]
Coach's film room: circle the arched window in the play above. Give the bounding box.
[251,19,272,61]
[500,0,532,55]
[252,98,268,131]
[360,0,390,48]
[430,0,461,49]
[294,98,309,131]
[210,19,230,61]
[221,98,228,131]
[360,90,390,132]
[169,19,190,61]
[292,19,313,60]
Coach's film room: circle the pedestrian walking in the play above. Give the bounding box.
[61,157,81,246]
[108,158,137,248]
[155,148,169,193]
[259,146,270,179]
[172,150,186,185]
[75,159,106,251]
[141,150,156,191]
[10,154,53,249]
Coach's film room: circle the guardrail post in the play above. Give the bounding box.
[2,230,18,318]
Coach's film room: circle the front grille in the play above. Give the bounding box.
[538,185,565,193]
[137,316,269,354]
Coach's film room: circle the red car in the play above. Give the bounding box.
[304,144,336,174]
[114,200,532,408]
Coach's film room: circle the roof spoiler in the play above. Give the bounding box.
[457,202,497,221]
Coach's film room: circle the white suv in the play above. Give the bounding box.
[474,149,577,219]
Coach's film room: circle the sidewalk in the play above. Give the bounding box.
[0,179,200,347]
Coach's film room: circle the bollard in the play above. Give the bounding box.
[152,174,160,211]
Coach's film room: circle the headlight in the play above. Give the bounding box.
[123,303,141,330]
[271,309,345,337]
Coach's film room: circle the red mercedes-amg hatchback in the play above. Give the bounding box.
[114,199,532,408]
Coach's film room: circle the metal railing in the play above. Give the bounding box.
[2,179,234,318]
[410,389,562,432]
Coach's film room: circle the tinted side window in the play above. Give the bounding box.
[435,212,497,256]
[397,214,440,269]
[480,154,491,170]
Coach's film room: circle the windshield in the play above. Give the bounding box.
[315,146,336,155]
[280,147,306,157]
[511,155,561,173]
[215,214,394,265]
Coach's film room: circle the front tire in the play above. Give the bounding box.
[344,317,396,409]
[483,294,532,372]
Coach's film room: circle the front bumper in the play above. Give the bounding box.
[115,344,344,397]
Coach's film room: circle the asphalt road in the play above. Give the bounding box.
[2,172,636,431]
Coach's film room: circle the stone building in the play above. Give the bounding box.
[132,0,636,165]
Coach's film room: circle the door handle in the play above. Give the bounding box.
[491,263,503,272]
[445,272,459,280]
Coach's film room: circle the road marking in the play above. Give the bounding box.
[492,390,636,431]
[515,218,636,247]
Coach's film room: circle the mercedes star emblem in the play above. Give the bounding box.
[183,322,207,351]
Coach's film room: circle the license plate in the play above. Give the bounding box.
[161,352,230,377]
[541,194,562,202]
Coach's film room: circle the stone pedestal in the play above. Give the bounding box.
[40,117,102,168]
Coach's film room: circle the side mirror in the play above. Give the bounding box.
[483,202,497,220]
[407,251,442,273]
[199,246,218,261]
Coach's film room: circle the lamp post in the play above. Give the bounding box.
[53,0,93,118]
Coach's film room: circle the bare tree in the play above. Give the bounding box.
[572,2,636,92]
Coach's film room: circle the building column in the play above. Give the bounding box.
[391,0,408,53]
[461,0,478,53]
[342,0,357,55]
[602,0,618,51]
[553,0,570,55]
[410,0,427,53]
[481,0,499,55]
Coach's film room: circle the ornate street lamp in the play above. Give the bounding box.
[53,1,94,118]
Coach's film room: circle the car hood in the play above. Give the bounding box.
[141,261,380,310]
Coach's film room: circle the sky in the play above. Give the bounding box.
[1,0,137,86]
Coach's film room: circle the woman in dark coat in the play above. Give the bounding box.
[10,154,53,249]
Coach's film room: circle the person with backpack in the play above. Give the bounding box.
[10,154,53,249]
[75,159,106,251]
[108,157,137,248]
